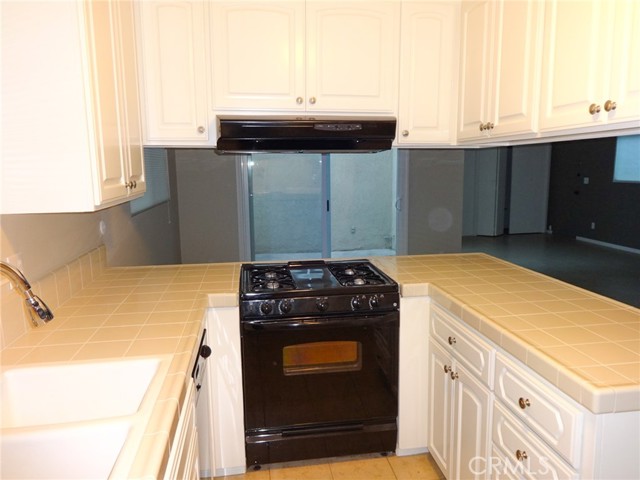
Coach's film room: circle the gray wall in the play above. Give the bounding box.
[174,150,241,263]
[0,187,181,281]
[548,137,640,249]
[406,150,464,254]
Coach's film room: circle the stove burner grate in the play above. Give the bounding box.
[328,263,387,287]
[248,267,296,292]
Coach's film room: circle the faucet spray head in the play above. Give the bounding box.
[0,261,54,326]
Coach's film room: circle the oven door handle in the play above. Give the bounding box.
[243,314,396,331]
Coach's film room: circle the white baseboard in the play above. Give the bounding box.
[395,447,429,457]
[576,236,640,255]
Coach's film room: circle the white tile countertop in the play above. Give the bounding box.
[1,252,638,478]
[1,261,240,479]
[371,254,640,414]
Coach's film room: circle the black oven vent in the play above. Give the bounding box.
[216,116,397,153]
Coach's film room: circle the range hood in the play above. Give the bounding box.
[216,115,397,153]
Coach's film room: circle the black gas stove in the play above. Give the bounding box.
[239,259,399,320]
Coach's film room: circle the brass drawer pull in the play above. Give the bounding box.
[516,449,528,461]
[518,397,531,409]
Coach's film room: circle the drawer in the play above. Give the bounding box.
[492,402,579,480]
[431,303,495,386]
[494,353,584,468]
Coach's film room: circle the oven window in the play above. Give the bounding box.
[282,341,362,375]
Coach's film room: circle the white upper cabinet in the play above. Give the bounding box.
[1,0,145,214]
[539,0,640,133]
[397,2,459,145]
[210,1,399,114]
[305,2,400,113]
[135,1,211,145]
[457,0,543,142]
[210,2,305,111]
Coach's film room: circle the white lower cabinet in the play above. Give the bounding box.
[164,380,199,480]
[428,303,496,479]
[199,307,246,478]
[492,402,578,480]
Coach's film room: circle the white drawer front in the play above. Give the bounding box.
[494,353,584,468]
[431,303,495,386]
[492,402,578,480]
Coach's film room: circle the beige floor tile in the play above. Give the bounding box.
[270,462,333,480]
[388,454,444,480]
[330,456,396,480]
[213,468,270,480]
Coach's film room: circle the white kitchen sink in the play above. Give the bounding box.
[0,356,169,429]
[0,420,131,479]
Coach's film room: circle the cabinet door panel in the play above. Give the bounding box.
[607,0,640,124]
[457,0,493,140]
[397,2,457,144]
[87,0,128,204]
[117,0,145,194]
[427,339,453,479]
[452,363,492,480]
[539,0,605,131]
[491,0,541,136]
[494,354,584,468]
[431,304,494,386]
[492,402,578,480]
[211,2,305,111]
[137,0,209,143]
[306,2,399,113]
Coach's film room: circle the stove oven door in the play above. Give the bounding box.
[241,312,399,465]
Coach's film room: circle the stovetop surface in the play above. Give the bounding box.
[240,259,397,298]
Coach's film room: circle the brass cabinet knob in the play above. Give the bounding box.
[309,97,316,105]
[604,100,617,112]
[448,336,456,345]
[296,97,303,105]
[402,130,409,137]
[479,123,485,131]
[444,365,451,374]
[589,103,601,115]
[197,126,205,134]
[518,397,531,409]
[450,370,459,380]
[515,449,528,461]
[488,122,494,130]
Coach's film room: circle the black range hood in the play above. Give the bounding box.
[216,115,396,153]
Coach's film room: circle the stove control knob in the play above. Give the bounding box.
[260,302,273,315]
[369,295,379,309]
[316,297,329,312]
[351,296,363,310]
[279,299,293,314]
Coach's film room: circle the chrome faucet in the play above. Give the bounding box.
[1,261,54,326]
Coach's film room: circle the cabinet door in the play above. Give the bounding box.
[87,0,129,204]
[451,363,492,480]
[606,0,640,124]
[397,2,457,145]
[210,1,305,111]
[427,339,453,479]
[490,0,542,137]
[457,0,494,140]
[538,0,606,131]
[136,1,209,143]
[116,0,145,195]
[306,2,399,113]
